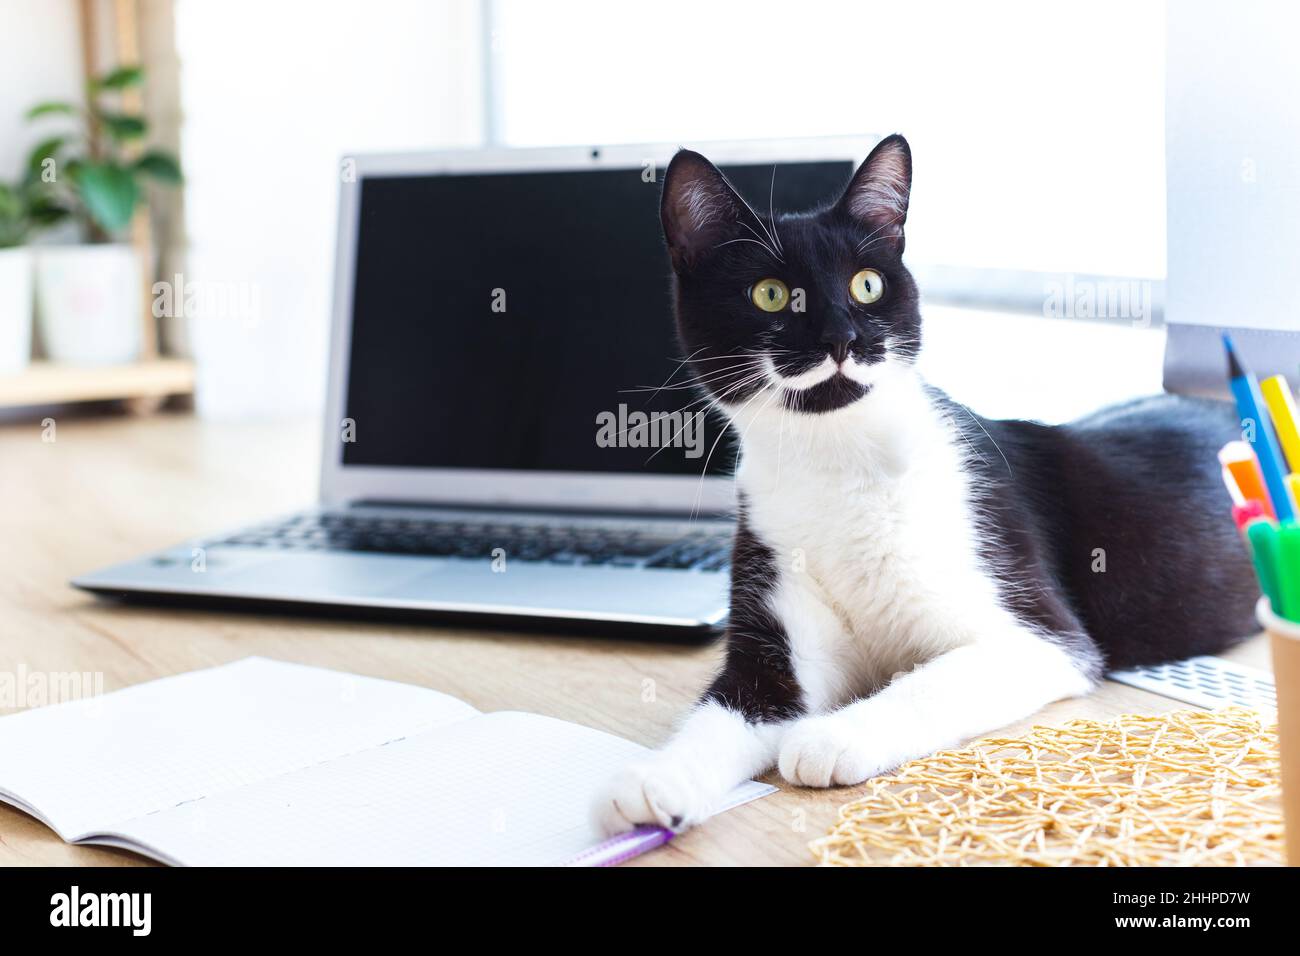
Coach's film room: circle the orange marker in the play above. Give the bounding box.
[1221,465,1246,507]
[1219,441,1275,518]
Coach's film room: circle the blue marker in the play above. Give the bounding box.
[1224,333,1296,521]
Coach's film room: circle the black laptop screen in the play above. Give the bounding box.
[342,160,853,474]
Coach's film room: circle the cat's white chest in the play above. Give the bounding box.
[732,371,1008,709]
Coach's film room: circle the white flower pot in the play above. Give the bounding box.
[0,247,34,374]
[35,244,142,366]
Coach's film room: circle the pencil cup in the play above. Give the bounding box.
[1257,596,1300,865]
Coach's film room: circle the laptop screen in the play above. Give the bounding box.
[342,160,853,476]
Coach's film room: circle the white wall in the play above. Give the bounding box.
[175,0,485,419]
[0,0,83,184]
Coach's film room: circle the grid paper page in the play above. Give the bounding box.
[101,711,752,866]
[0,657,477,840]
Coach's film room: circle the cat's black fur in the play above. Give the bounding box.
[666,134,1257,708]
[702,500,805,722]
[949,391,1257,672]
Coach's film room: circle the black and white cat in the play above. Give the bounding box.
[594,134,1258,835]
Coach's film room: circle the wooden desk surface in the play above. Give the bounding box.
[0,412,1272,867]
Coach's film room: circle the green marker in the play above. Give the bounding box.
[1274,522,1300,623]
[1248,521,1285,618]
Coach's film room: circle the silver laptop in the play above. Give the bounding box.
[74,138,867,638]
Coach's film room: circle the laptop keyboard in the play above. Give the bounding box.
[215,513,732,571]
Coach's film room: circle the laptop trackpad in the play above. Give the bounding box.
[217,553,432,598]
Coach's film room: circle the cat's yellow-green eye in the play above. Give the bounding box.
[850,268,885,305]
[751,278,790,313]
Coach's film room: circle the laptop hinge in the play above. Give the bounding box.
[345,499,731,521]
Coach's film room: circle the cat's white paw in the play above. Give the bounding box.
[778,714,889,788]
[592,758,711,836]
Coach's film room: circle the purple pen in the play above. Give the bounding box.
[563,826,674,867]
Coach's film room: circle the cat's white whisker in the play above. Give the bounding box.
[714,235,781,261]
[691,378,774,519]
[731,188,784,263]
[624,345,716,405]
[944,396,1014,478]
[620,360,765,394]
[767,165,784,256]
[621,348,791,398]
[856,215,904,253]
[639,364,772,462]
[735,219,784,263]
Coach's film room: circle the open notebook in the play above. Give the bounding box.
[0,657,772,866]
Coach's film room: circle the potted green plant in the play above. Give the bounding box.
[0,172,63,373]
[25,65,182,366]
[0,181,35,374]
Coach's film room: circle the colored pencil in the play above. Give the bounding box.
[1223,335,1296,521]
[1261,374,1300,473]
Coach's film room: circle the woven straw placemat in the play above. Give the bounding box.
[811,706,1284,866]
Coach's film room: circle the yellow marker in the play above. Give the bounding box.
[1261,374,1300,472]
[1288,474,1300,513]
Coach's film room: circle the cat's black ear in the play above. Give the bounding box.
[661,149,748,272]
[837,134,912,252]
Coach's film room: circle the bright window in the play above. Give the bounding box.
[492,0,1167,279]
